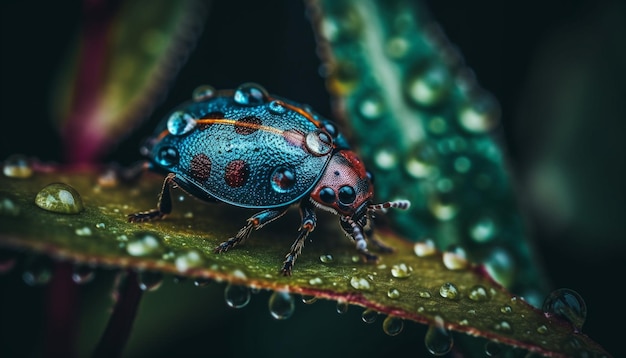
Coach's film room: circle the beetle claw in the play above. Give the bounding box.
[127,210,165,223]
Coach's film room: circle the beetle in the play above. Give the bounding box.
[128,83,410,275]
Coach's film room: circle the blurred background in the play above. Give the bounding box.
[1,0,624,356]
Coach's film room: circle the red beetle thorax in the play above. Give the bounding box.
[310,150,373,216]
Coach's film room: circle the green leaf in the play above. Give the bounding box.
[0,168,610,357]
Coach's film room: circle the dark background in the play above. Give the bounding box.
[1,0,624,356]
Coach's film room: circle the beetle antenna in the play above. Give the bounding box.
[368,200,410,212]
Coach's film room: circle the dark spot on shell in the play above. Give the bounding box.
[235,116,262,135]
[190,154,212,181]
[225,160,249,188]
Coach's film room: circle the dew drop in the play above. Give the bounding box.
[22,256,52,286]
[418,290,432,298]
[470,217,496,243]
[350,276,371,290]
[192,84,216,101]
[167,111,197,136]
[374,148,398,170]
[175,250,203,273]
[224,283,251,308]
[308,277,323,285]
[138,271,164,292]
[301,295,318,304]
[319,254,334,263]
[458,93,500,133]
[75,226,92,236]
[95,222,105,229]
[0,194,20,217]
[126,233,161,257]
[500,305,512,314]
[361,309,378,324]
[405,62,451,107]
[357,92,385,120]
[336,300,349,314]
[390,263,413,278]
[537,325,548,334]
[305,130,333,156]
[494,320,512,333]
[270,166,296,193]
[484,248,515,288]
[268,291,295,320]
[425,316,453,356]
[156,146,179,167]
[542,288,587,331]
[35,183,84,214]
[468,285,489,302]
[382,316,403,336]
[387,288,400,299]
[453,156,471,173]
[233,82,268,106]
[439,282,459,300]
[428,194,458,221]
[414,239,437,257]
[484,341,503,357]
[193,278,212,287]
[268,100,287,114]
[3,154,33,178]
[72,265,95,284]
[442,246,468,270]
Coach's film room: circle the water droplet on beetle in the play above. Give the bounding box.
[387,288,400,299]
[3,154,33,178]
[425,316,453,356]
[22,256,52,286]
[192,84,216,101]
[382,316,403,336]
[361,309,378,323]
[167,111,197,136]
[35,183,84,214]
[390,263,412,278]
[468,285,489,302]
[270,166,296,193]
[268,100,286,114]
[126,233,161,257]
[138,271,164,291]
[350,276,371,290]
[414,239,437,257]
[72,265,95,284]
[319,254,334,263]
[439,282,459,300]
[268,291,294,320]
[542,288,587,331]
[156,146,179,167]
[233,82,268,106]
[224,283,251,308]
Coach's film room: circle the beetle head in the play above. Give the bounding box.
[310,150,373,217]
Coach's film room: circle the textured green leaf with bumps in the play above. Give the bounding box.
[0,168,610,357]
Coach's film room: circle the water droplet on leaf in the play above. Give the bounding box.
[439,282,459,300]
[35,183,84,214]
[224,283,251,308]
[542,288,587,331]
[268,291,294,320]
[361,309,378,324]
[138,271,164,291]
[382,316,403,336]
[3,154,33,178]
[390,263,413,278]
[425,316,453,356]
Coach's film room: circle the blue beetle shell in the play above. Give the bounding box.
[145,89,341,209]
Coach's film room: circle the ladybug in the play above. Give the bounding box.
[128,83,410,275]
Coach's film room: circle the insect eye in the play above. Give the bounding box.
[338,185,356,205]
[319,187,336,204]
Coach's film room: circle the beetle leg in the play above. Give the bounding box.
[128,173,176,222]
[340,217,379,263]
[215,208,289,253]
[363,213,394,253]
[281,203,317,276]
